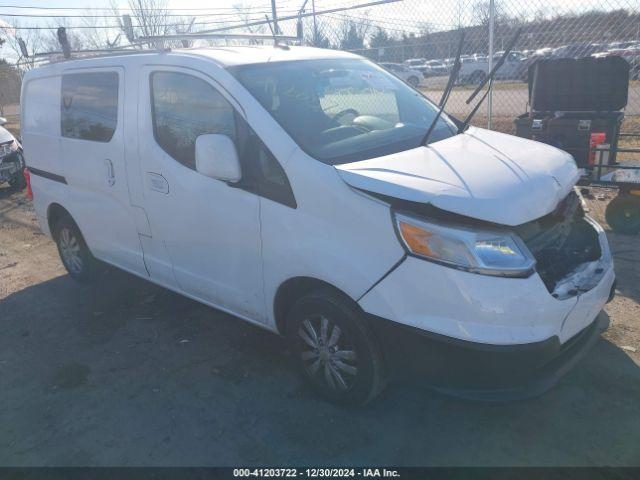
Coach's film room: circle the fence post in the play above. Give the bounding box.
[487,0,495,129]
[271,0,279,33]
[312,0,318,45]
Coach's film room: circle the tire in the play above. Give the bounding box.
[9,171,26,190]
[407,76,420,87]
[469,70,486,84]
[8,156,26,190]
[52,214,102,282]
[286,289,388,406]
[605,195,640,235]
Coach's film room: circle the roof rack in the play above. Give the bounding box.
[18,26,302,65]
[136,32,300,44]
[31,48,142,59]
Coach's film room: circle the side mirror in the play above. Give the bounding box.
[0,117,7,126]
[195,134,241,183]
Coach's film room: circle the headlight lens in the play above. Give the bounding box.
[394,212,535,277]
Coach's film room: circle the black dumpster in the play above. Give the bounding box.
[515,56,629,169]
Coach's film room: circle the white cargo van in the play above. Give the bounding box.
[21,46,615,404]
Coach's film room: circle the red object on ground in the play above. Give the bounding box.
[23,167,33,199]
[589,132,607,166]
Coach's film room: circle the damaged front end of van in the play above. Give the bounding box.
[337,128,615,400]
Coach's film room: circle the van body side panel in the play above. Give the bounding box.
[135,63,265,321]
[21,74,64,232]
[259,151,406,328]
[59,66,147,277]
[195,64,407,327]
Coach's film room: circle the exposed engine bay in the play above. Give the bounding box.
[515,190,608,299]
[375,188,608,300]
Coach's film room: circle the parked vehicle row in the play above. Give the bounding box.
[379,62,422,87]
[398,39,640,84]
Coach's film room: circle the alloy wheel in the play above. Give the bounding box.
[298,315,359,391]
[59,227,83,274]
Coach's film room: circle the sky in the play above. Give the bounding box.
[0,0,636,61]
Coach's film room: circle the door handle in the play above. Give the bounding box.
[104,159,115,186]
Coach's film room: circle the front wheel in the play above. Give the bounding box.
[407,76,420,87]
[286,289,388,406]
[53,215,102,282]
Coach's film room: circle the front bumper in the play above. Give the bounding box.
[368,311,609,401]
[359,224,615,399]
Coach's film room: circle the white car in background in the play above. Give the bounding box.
[379,62,422,86]
[403,58,426,69]
[422,60,449,77]
[457,55,490,84]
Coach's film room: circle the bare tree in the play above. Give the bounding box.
[0,59,22,114]
[472,0,509,27]
[338,18,371,51]
[1,18,46,69]
[39,18,86,53]
[110,0,172,47]
[304,19,331,48]
[80,12,123,50]
[232,1,266,43]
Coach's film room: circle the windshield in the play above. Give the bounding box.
[230,58,457,165]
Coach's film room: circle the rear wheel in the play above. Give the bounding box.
[286,289,388,406]
[407,76,420,87]
[53,215,102,282]
[605,195,640,235]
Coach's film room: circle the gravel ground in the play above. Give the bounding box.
[0,185,639,467]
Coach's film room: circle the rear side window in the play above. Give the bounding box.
[150,71,236,170]
[23,76,61,136]
[61,72,118,142]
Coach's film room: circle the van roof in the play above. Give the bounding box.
[27,45,360,72]
[188,45,359,66]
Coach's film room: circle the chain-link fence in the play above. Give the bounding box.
[271,0,640,136]
[1,0,639,138]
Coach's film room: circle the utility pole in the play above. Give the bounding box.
[487,0,495,129]
[312,0,317,44]
[271,0,279,34]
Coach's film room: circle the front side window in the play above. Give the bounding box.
[61,72,118,142]
[151,71,236,170]
[230,59,456,165]
[150,70,296,207]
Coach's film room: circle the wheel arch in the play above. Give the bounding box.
[47,202,73,234]
[273,276,358,335]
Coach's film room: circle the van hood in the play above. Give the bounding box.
[335,126,579,226]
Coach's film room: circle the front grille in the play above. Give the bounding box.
[516,191,601,294]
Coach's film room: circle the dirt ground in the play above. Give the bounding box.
[0,184,639,467]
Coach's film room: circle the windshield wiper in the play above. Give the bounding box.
[420,31,465,146]
[457,29,522,133]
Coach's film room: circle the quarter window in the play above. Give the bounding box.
[61,72,119,142]
[151,71,236,170]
